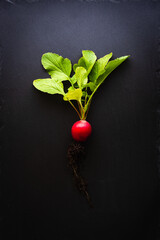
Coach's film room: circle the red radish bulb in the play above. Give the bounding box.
[71,120,92,142]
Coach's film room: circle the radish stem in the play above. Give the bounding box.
[69,100,81,119]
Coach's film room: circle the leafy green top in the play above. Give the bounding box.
[33,50,129,119]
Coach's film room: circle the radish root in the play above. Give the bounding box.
[67,142,93,208]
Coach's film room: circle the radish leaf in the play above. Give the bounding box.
[33,78,65,95]
[84,55,130,115]
[70,75,77,85]
[86,82,96,92]
[63,88,82,102]
[96,55,130,86]
[89,52,112,83]
[33,51,130,120]
[75,67,88,89]
[73,50,97,75]
[41,52,72,82]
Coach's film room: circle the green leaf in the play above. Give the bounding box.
[84,55,130,113]
[86,82,96,92]
[89,52,112,82]
[63,88,82,102]
[33,78,65,95]
[73,57,87,72]
[96,55,130,86]
[70,75,77,85]
[73,50,97,75]
[75,67,88,89]
[73,63,79,72]
[41,52,72,81]
[68,86,75,91]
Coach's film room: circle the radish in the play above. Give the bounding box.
[33,50,129,206]
[71,120,92,142]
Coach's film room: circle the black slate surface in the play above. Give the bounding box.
[0,0,159,239]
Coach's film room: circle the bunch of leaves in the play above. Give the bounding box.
[33,50,129,119]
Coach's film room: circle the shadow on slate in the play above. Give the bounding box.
[0,0,160,240]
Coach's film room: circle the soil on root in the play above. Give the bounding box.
[67,142,93,208]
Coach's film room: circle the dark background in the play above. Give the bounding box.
[0,0,160,239]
